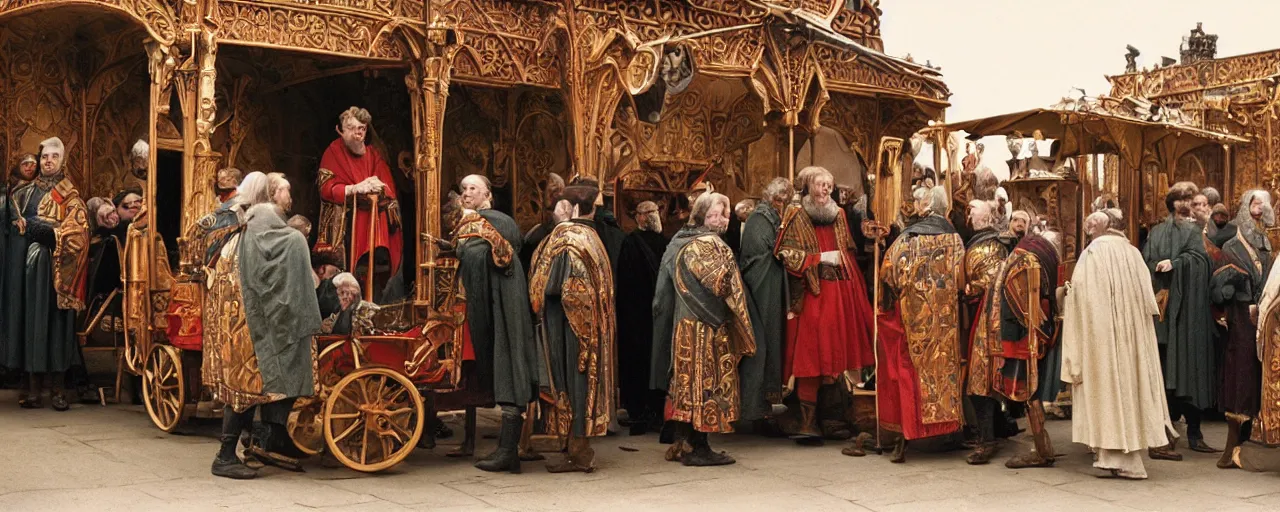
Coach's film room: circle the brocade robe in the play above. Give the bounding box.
[616,228,667,415]
[775,204,875,383]
[455,210,539,407]
[876,215,965,440]
[1061,231,1174,452]
[1143,215,1215,408]
[963,228,1008,368]
[1210,227,1271,415]
[1250,258,1280,449]
[316,139,402,275]
[529,219,615,438]
[203,204,319,413]
[651,229,756,432]
[14,175,88,373]
[738,202,786,420]
[975,234,1061,404]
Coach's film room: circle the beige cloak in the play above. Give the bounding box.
[1061,231,1175,452]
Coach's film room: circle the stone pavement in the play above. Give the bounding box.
[3,394,1280,511]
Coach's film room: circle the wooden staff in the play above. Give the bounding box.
[872,231,882,449]
[365,193,379,303]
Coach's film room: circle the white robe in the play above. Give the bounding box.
[1255,260,1280,360]
[1061,232,1175,452]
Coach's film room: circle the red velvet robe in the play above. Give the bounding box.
[317,139,403,273]
[781,222,875,380]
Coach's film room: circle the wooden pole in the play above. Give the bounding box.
[872,236,881,448]
[788,125,796,182]
[365,193,379,303]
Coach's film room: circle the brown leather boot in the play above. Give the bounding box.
[1149,429,1183,461]
[791,401,823,445]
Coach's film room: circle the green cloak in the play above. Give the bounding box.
[238,204,321,399]
[457,209,540,407]
[1142,215,1214,408]
[737,203,786,420]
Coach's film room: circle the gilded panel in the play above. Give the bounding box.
[213,0,405,60]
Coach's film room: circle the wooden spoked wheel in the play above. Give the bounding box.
[142,344,185,432]
[288,343,348,455]
[323,367,424,472]
[288,402,325,456]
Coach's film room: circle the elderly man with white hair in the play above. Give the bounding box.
[1060,209,1175,479]
[432,174,541,473]
[320,272,379,335]
[874,186,965,463]
[10,137,89,412]
[204,171,321,479]
[1210,189,1276,467]
[615,200,669,435]
[651,192,755,466]
[775,166,875,443]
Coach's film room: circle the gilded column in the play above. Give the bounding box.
[410,53,453,306]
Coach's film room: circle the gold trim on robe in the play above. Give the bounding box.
[668,235,756,433]
[37,178,89,311]
[880,231,965,425]
[1256,293,1280,446]
[528,222,615,438]
[775,204,857,312]
[964,238,1008,396]
[315,168,347,256]
[454,213,514,269]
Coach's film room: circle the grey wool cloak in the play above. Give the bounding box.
[457,209,540,407]
[239,204,322,400]
[736,202,786,421]
[1142,215,1215,409]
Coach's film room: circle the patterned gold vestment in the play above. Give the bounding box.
[1256,293,1280,446]
[775,203,856,312]
[973,247,1051,401]
[33,178,89,311]
[881,230,965,425]
[528,221,615,437]
[667,234,756,433]
[964,236,1009,396]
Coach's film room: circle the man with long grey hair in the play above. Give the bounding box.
[206,171,321,478]
[616,200,669,435]
[1211,189,1275,466]
[652,192,755,466]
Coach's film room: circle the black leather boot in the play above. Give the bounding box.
[475,412,522,474]
[212,435,257,479]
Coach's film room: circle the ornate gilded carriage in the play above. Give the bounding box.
[0,0,948,472]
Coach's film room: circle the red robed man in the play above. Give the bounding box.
[774,166,876,443]
[316,106,403,289]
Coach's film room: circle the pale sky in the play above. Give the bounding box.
[880,0,1280,122]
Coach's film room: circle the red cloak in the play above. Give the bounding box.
[317,138,403,274]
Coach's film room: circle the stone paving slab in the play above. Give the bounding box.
[2,392,1278,511]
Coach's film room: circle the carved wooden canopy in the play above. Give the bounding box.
[0,0,948,115]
